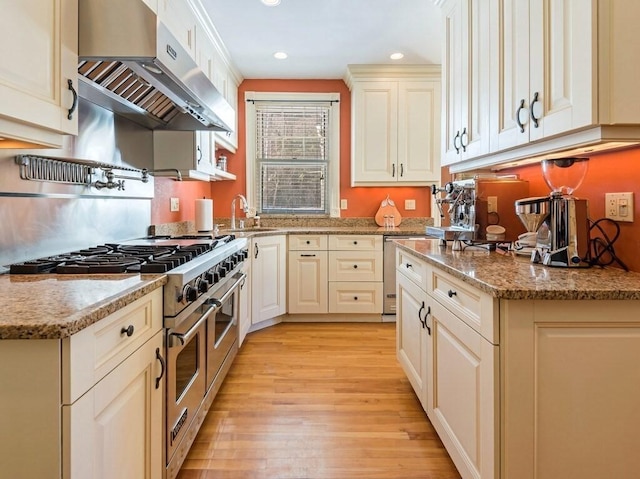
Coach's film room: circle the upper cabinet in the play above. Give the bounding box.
[0,0,78,148]
[346,65,441,186]
[439,0,490,165]
[158,0,197,60]
[437,0,640,172]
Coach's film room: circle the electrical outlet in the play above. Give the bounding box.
[487,196,498,213]
[170,197,180,212]
[405,199,416,210]
[340,199,348,210]
[605,192,634,222]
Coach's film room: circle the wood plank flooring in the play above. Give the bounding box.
[177,322,461,479]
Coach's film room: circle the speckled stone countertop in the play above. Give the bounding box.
[0,274,167,340]
[222,225,431,238]
[395,238,640,300]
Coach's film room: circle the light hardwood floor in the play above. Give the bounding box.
[178,322,461,479]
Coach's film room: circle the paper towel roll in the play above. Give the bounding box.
[195,199,213,232]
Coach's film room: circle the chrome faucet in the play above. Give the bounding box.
[231,194,249,229]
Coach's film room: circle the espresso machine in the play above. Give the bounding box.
[515,158,591,267]
[428,176,529,247]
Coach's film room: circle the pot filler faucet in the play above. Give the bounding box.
[231,194,249,229]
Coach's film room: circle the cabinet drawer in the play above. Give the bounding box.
[329,282,383,314]
[428,268,497,344]
[289,234,328,250]
[62,287,163,403]
[329,251,383,282]
[328,235,382,251]
[396,249,428,290]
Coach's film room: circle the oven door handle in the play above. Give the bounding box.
[209,272,247,309]
[169,304,214,347]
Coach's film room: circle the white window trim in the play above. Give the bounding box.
[245,91,341,217]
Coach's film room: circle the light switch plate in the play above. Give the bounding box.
[405,199,416,210]
[340,199,348,210]
[170,197,180,212]
[605,192,634,222]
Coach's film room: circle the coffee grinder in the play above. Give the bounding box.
[515,158,591,267]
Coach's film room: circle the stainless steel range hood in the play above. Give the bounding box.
[78,0,234,132]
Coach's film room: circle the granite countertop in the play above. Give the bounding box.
[395,238,640,301]
[0,274,167,340]
[222,225,431,238]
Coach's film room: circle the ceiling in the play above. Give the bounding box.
[201,0,443,80]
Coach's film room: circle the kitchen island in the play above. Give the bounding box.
[394,238,640,479]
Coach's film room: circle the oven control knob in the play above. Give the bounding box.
[225,259,234,270]
[197,278,209,293]
[218,265,227,278]
[183,285,198,302]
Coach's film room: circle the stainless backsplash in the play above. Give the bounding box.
[0,100,154,268]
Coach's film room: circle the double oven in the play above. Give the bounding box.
[161,237,248,479]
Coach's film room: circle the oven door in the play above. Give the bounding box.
[166,301,210,462]
[206,271,245,390]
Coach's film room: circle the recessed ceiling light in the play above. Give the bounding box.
[390,52,404,60]
[274,52,288,60]
[261,0,281,6]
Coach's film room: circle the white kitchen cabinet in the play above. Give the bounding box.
[396,267,429,410]
[63,330,163,479]
[438,0,490,166]
[158,0,197,61]
[252,235,287,324]
[396,249,497,479]
[0,287,164,479]
[426,297,497,479]
[0,0,78,148]
[153,130,235,181]
[215,66,239,153]
[501,299,640,479]
[288,235,328,314]
[489,0,595,151]
[328,234,383,314]
[346,66,441,186]
[238,243,252,346]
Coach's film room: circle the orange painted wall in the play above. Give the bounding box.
[152,79,433,224]
[500,147,640,272]
[152,178,211,225]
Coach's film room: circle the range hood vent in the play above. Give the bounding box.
[77,0,235,132]
[78,60,181,125]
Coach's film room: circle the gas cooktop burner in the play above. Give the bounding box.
[8,241,218,275]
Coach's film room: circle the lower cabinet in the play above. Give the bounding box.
[396,248,497,479]
[396,269,429,410]
[426,298,498,479]
[251,234,287,324]
[0,287,165,479]
[238,243,252,346]
[63,330,164,479]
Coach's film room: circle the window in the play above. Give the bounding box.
[245,92,340,216]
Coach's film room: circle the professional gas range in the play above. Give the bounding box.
[8,233,249,479]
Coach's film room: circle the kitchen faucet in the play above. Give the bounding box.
[231,194,249,229]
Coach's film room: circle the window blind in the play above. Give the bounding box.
[255,102,331,214]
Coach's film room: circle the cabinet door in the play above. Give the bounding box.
[158,0,197,60]
[63,331,164,479]
[288,251,328,314]
[251,235,287,323]
[527,0,595,142]
[396,272,428,410]
[238,251,252,347]
[397,81,441,183]
[427,298,497,479]
[351,81,398,183]
[0,0,78,145]
[440,0,489,165]
[489,0,531,152]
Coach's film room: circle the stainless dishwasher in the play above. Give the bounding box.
[383,235,428,316]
